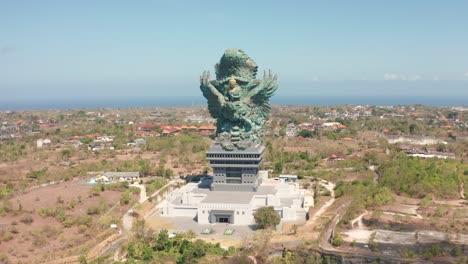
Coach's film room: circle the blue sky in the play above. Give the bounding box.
[1,1,467,100]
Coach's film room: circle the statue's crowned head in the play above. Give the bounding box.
[215,48,258,83]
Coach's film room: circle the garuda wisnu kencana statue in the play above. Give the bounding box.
[200,49,278,150]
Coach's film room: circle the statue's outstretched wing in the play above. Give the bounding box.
[200,71,225,118]
[248,70,278,118]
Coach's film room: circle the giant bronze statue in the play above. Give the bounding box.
[200,49,278,150]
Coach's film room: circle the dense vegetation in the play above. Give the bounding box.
[124,226,230,263]
[377,154,466,199]
[335,180,395,224]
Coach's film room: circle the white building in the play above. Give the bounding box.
[36,138,51,148]
[160,171,313,225]
[285,123,297,137]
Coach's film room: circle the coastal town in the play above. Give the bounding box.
[0,104,466,263]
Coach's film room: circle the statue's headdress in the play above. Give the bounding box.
[215,49,258,83]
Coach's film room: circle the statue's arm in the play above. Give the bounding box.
[247,70,277,98]
[200,71,225,106]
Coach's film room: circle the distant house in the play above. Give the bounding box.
[134,123,155,131]
[286,123,297,137]
[103,171,140,181]
[67,139,82,149]
[279,174,298,182]
[197,125,216,136]
[36,138,51,148]
[135,130,159,137]
[321,122,341,130]
[0,124,17,139]
[399,145,455,159]
[88,136,114,151]
[327,153,346,162]
[134,138,146,147]
[162,129,172,137]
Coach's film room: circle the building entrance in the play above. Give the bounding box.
[214,214,232,223]
[217,217,229,223]
[211,210,234,224]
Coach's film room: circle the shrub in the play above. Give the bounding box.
[130,187,141,195]
[26,168,48,179]
[56,196,64,204]
[63,217,75,228]
[332,235,343,247]
[1,231,13,242]
[1,200,13,213]
[38,208,55,218]
[76,215,92,227]
[401,248,415,258]
[90,185,102,196]
[420,195,433,208]
[120,190,132,205]
[9,226,19,234]
[87,206,101,215]
[451,244,462,257]
[20,215,34,224]
[68,200,77,209]
[146,178,167,194]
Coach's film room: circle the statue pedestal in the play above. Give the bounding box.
[207,142,265,192]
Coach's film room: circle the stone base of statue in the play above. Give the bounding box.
[207,142,265,192]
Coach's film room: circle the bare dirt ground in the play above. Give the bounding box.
[0,179,135,263]
[342,194,468,246]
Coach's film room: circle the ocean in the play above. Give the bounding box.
[0,95,466,111]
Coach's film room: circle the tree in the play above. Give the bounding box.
[298,129,313,138]
[61,149,72,159]
[279,128,286,137]
[409,124,418,134]
[120,190,132,205]
[332,234,343,247]
[274,162,283,174]
[254,206,280,230]
[186,229,197,242]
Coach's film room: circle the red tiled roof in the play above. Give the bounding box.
[136,131,149,135]
[135,123,154,129]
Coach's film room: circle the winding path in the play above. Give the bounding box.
[309,180,336,222]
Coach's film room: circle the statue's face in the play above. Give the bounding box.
[228,85,242,99]
[224,83,243,100]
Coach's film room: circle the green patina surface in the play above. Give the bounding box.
[200,49,278,150]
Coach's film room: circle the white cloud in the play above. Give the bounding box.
[384,73,421,81]
[408,75,421,81]
[464,72,468,77]
[384,73,406,80]
[433,76,439,81]
[0,45,14,55]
